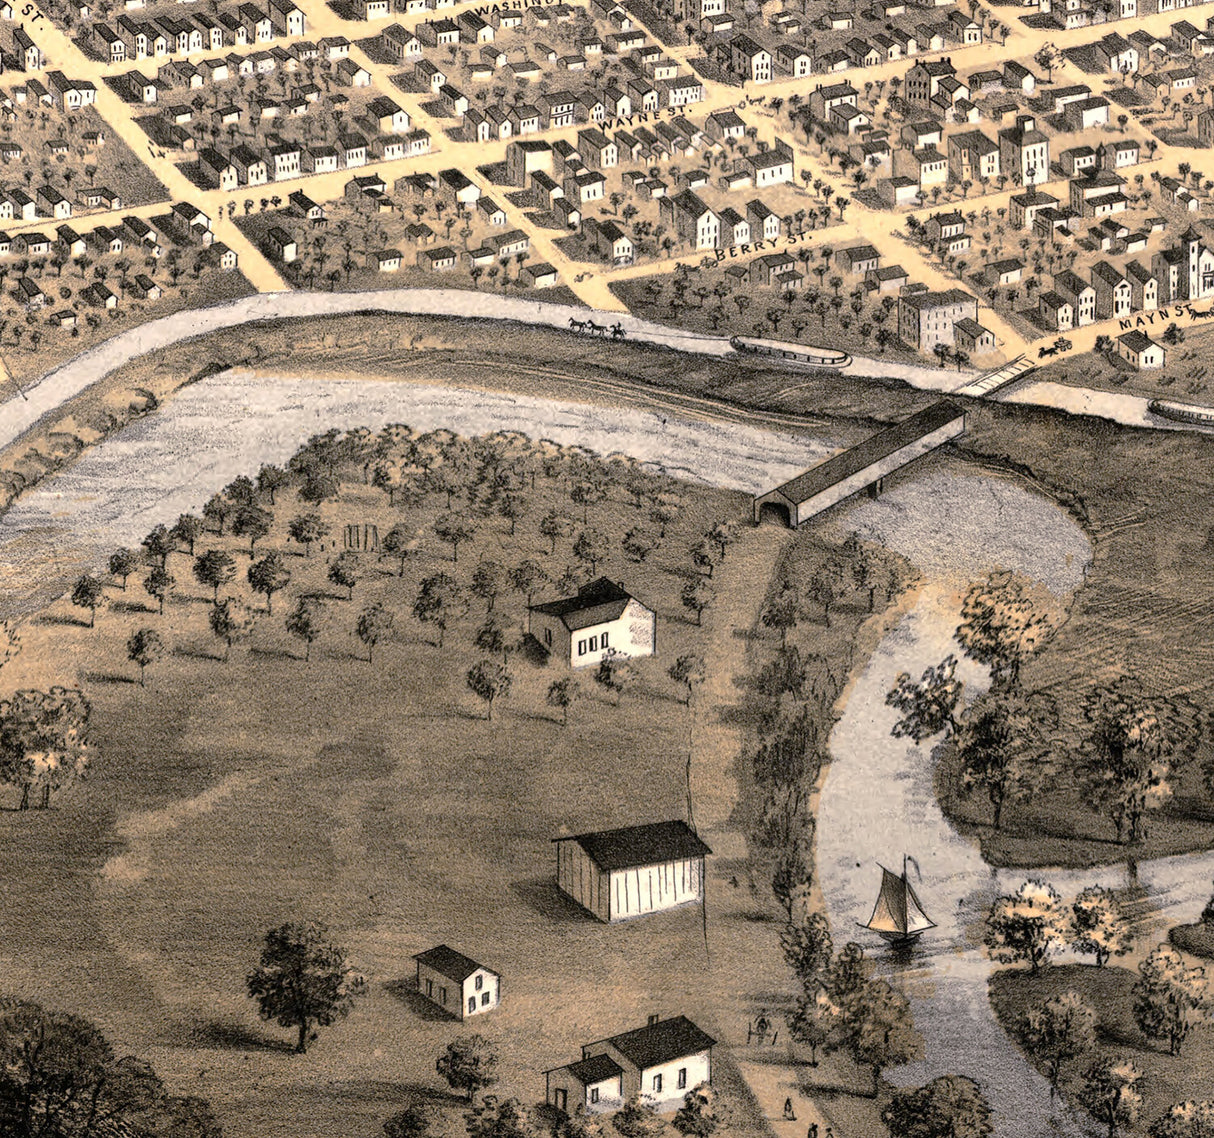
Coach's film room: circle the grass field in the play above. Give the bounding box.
[990,963,1214,1133]
[0,421,853,1138]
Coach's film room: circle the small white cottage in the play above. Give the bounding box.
[528,577,655,668]
[546,1015,716,1115]
[553,820,711,923]
[413,946,500,1019]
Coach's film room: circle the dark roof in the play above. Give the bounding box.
[413,945,493,982]
[529,576,639,630]
[606,1017,717,1069]
[769,401,965,507]
[554,820,712,871]
[565,1055,624,1084]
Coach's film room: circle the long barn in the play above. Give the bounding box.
[552,820,712,923]
[753,400,967,527]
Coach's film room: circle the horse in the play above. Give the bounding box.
[568,318,587,332]
[587,320,608,336]
[1038,344,1059,359]
[610,323,626,339]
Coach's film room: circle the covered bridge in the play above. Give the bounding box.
[753,400,967,527]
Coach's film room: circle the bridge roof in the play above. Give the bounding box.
[767,401,964,507]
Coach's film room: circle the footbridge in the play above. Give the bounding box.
[752,401,968,527]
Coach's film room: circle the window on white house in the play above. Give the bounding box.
[475,975,483,991]
[588,635,598,652]
[481,992,490,1006]
[677,1069,687,1089]
[440,987,447,1004]
[468,997,476,1014]
[589,1089,599,1105]
[601,630,609,647]
[652,1075,662,1093]
[578,640,587,655]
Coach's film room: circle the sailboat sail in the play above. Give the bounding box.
[863,865,936,937]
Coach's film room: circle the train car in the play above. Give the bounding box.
[728,336,851,368]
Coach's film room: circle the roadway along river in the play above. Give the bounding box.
[2,370,1212,1136]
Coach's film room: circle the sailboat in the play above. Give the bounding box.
[860,855,936,946]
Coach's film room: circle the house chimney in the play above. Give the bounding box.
[648,1014,660,1027]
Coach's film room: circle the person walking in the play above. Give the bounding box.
[783,1099,796,1121]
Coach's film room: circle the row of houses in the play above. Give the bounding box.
[721,9,982,84]
[91,0,305,64]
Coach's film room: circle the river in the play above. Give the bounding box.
[2,370,1212,1135]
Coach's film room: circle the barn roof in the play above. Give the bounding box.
[529,577,641,630]
[606,1017,717,1069]
[554,820,712,871]
[767,401,964,508]
[413,945,493,982]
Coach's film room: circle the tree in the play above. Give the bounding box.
[142,523,175,567]
[383,1105,433,1138]
[210,598,256,662]
[781,896,833,990]
[144,565,175,615]
[1133,945,1213,1056]
[509,559,547,606]
[0,998,220,1138]
[573,529,610,575]
[546,677,580,725]
[381,523,413,576]
[539,510,573,554]
[356,603,394,663]
[621,529,657,563]
[681,578,714,626]
[126,628,163,686]
[882,1076,992,1138]
[955,570,1060,686]
[0,687,94,810]
[257,463,289,504]
[171,513,206,556]
[613,1097,665,1138]
[837,975,921,1096]
[1079,1058,1143,1138]
[761,587,801,647]
[413,573,465,648]
[328,551,361,600]
[984,880,1067,972]
[809,559,848,627]
[434,513,476,563]
[108,548,141,590]
[289,513,330,557]
[559,1106,609,1138]
[672,1085,718,1138]
[71,573,104,626]
[233,505,273,557]
[436,1035,498,1101]
[225,474,256,505]
[1081,678,1201,844]
[1016,991,1097,1096]
[285,597,326,661]
[788,986,842,1067]
[466,1097,535,1138]
[594,650,629,705]
[668,654,706,705]
[690,539,717,578]
[953,689,1058,829]
[707,521,739,560]
[246,922,366,1054]
[467,659,512,719]
[194,549,237,602]
[248,552,291,614]
[1151,1101,1214,1138]
[203,493,233,535]
[472,560,505,612]
[1071,886,1133,967]
[886,655,963,743]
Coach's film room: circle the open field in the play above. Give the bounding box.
[990,963,1214,1134]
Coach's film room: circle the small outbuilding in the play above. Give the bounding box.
[553,819,711,923]
[528,577,655,668]
[413,945,500,1019]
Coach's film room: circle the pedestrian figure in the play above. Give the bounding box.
[808,1124,818,1138]
[783,1099,796,1121]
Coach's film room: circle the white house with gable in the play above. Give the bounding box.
[528,577,655,667]
[413,945,500,1020]
[546,1015,716,1115]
